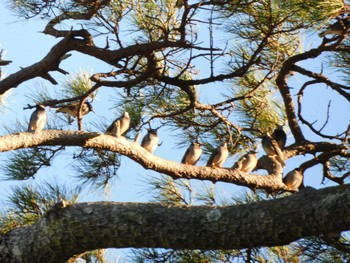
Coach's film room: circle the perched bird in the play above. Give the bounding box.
[283,168,303,191]
[232,151,258,172]
[272,125,287,149]
[56,193,68,208]
[141,129,159,153]
[105,111,130,137]
[28,104,47,132]
[56,101,94,117]
[262,132,285,167]
[181,142,202,165]
[206,142,229,168]
[175,0,184,8]
[319,18,350,37]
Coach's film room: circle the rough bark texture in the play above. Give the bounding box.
[1,185,349,262]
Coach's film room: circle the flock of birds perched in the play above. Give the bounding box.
[27,101,303,192]
[23,18,350,192]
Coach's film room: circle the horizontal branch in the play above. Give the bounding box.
[0,130,287,191]
[0,131,347,191]
[1,185,350,263]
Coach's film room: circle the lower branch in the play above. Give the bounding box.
[1,185,350,262]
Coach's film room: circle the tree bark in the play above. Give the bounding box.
[1,185,350,263]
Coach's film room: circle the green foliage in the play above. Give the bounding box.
[0,180,81,234]
[233,79,285,134]
[72,149,120,190]
[129,248,240,263]
[277,0,345,23]
[2,146,64,180]
[143,174,193,205]
[131,0,181,41]
[62,71,95,99]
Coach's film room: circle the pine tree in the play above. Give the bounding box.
[0,0,349,262]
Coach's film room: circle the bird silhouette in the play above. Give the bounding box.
[141,128,159,153]
[105,111,130,137]
[206,142,228,168]
[181,142,202,165]
[28,104,47,132]
[262,132,285,167]
[283,168,303,191]
[233,151,258,172]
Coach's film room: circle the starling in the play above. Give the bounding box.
[105,111,130,137]
[283,168,303,191]
[262,132,285,167]
[28,104,47,132]
[233,151,258,172]
[141,129,159,153]
[272,125,287,149]
[319,18,350,37]
[206,142,228,168]
[181,142,202,165]
[56,101,93,117]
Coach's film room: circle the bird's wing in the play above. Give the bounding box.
[206,148,218,166]
[271,139,285,166]
[28,111,39,130]
[181,147,191,164]
[105,121,116,134]
[141,134,148,147]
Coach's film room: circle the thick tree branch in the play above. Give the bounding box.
[0,36,72,94]
[1,185,350,263]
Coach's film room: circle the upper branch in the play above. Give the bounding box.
[276,36,347,143]
[0,36,72,94]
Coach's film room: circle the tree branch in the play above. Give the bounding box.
[1,185,350,263]
[0,130,287,191]
[0,131,347,192]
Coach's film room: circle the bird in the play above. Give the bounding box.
[283,168,303,191]
[319,18,350,37]
[206,142,229,168]
[28,104,47,132]
[232,151,258,172]
[261,132,285,167]
[181,142,202,165]
[141,128,159,153]
[175,0,184,8]
[105,111,130,137]
[56,101,94,118]
[272,125,287,149]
